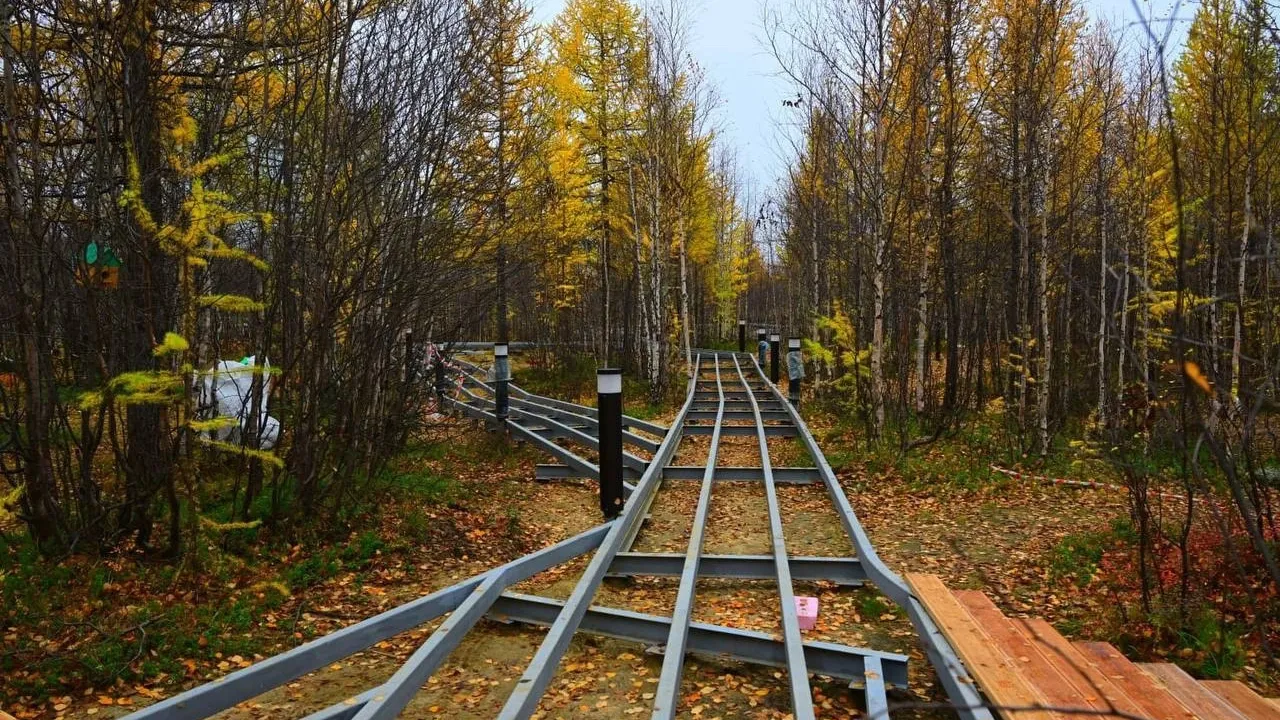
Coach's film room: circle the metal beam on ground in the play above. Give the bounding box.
[746,353,993,720]
[350,571,507,719]
[514,400,661,453]
[862,655,889,720]
[123,525,612,720]
[607,552,865,585]
[449,389,604,486]
[732,354,815,719]
[660,466,819,483]
[509,407,649,472]
[454,360,666,437]
[487,593,909,688]
[687,409,791,422]
[492,356,704,720]
[535,464,640,481]
[652,357,725,719]
[682,423,798,437]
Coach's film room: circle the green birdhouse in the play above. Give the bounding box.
[78,241,122,290]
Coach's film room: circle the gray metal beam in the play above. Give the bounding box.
[682,424,798,437]
[608,552,865,585]
[508,384,667,437]
[511,396,661,452]
[449,391,603,485]
[123,525,612,720]
[488,593,908,688]
[690,403,787,413]
[748,355,994,720]
[863,655,889,720]
[509,408,649,472]
[687,409,791,422]
[732,355,814,719]
[493,356,704,719]
[536,464,640,481]
[653,357,726,719]
[454,361,667,437]
[660,466,819,483]
[350,570,509,718]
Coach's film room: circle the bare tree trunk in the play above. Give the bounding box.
[677,215,693,375]
[1097,183,1108,428]
[914,240,930,414]
[1118,243,1129,395]
[1231,175,1250,401]
[1038,155,1052,457]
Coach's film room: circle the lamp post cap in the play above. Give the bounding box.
[597,368,622,394]
[493,343,509,357]
[769,333,780,342]
[789,338,802,349]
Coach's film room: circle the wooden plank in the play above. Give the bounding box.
[953,591,1100,718]
[1074,642,1196,720]
[1139,664,1248,720]
[906,574,1054,720]
[1012,619,1149,719]
[1202,681,1280,719]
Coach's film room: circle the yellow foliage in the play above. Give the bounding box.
[198,438,285,469]
[0,484,22,526]
[153,332,190,357]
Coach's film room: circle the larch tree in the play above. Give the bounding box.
[549,0,647,363]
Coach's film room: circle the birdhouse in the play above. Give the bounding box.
[77,241,122,290]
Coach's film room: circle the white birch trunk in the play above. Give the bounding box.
[677,215,693,376]
[914,241,930,414]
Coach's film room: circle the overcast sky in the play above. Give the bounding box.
[529,0,1195,196]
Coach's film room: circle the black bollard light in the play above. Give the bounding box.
[597,368,624,519]
[769,333,781,384]
[434,348,447,407]
[757,328,768,366]
[787,337,804,407]
[404,330,416,383]
[494,342,510,421]
[738,320,746,353]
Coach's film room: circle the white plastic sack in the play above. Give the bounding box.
[200,356,280,449]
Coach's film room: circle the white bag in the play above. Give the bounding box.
[200,356,280,449]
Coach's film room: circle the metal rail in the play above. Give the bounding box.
[123,525,613,720]
[731,353,815,718]
[651,357,725,718]
[487,355,701,718]
[128,348,984,720]
[742,352,994,720]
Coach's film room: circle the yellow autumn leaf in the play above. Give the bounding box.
[1184,361,1213,395]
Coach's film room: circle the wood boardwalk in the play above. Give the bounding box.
[908,574,1279,720]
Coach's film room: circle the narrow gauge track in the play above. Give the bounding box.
[124,351,988,720]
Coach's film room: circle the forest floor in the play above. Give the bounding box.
[2,388,1276,719]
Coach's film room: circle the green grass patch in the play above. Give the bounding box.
[858,593,890,618]
[1048,518,1133,587]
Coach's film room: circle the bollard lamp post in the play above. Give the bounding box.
[597,368,624,519]
[494,343,510,421]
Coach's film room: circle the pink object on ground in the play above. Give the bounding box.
[795,596,818,631]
